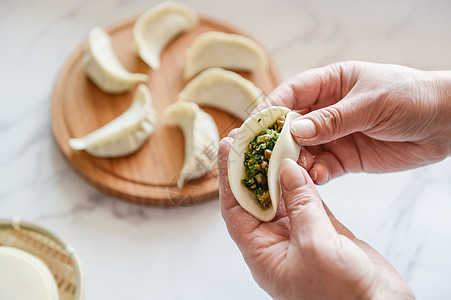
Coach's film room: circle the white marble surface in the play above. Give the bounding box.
[1,0,451,299]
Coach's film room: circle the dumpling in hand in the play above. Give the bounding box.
[228,107,302,222]
[69,84,157,158]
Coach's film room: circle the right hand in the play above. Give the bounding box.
[257,61,451,184]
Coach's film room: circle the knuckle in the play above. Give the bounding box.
[285,187,324,225]
[275,81,298,108]
[313,106,344,140]
[286,187,319,207]
[427,142,449,161]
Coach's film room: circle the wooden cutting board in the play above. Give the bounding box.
[51,15,281,206]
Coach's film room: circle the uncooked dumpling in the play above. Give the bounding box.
[228,107,302,222]
[83,26,148,94]
[0,246,59,300]
[183,31,268,80]
[164,101,219,188]
[133,1,198,69]
[69,84,157,158]
[178,68,264,120]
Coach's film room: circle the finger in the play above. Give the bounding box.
[228,128,238,138]
[309,162,330,185]
[252,62,352,115]
[297,148,314,171]
[271,201,291,239]
[308,135,367,184]
[310,150,346,185]
[273,196,289,223]
[279,158,335,245]
[290,92,378,147]
[298,108,312,115]
[304,145,323,156]
[218,137,261,244]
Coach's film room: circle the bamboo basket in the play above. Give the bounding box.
[0,219,84,300]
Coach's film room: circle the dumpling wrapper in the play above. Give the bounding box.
[183,31,268,80]
[178,67,264,120]
[164,101,219,188]
[0,246,59,300]
[133,1,198,69]
[69,84,157,158]
[83,26,148,94]
[228,107,302,222]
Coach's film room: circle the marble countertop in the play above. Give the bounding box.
[1,0,451,299]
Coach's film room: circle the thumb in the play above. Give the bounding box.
[290,100,367,146]
[279,158,335,243]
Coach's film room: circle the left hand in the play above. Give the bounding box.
[218,135,415,300]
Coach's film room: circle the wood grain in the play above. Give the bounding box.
[51,16,281,206]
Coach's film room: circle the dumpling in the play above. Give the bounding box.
[82,26,148,94]
[69,84,157,158]
[133,1,198,69]
[228,107,302,222]
[177,67,264,120]
[0,247,59,300]
[183,31,268,80]
[164,101,219,188]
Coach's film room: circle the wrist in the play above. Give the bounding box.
[432,71,451,155]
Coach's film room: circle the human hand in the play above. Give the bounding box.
[218,137,415,300]
[258,61,451,184]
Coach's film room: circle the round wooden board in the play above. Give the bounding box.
[51,15,281,206]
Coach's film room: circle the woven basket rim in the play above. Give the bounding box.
[0,218,84,300]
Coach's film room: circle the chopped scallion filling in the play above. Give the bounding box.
[241,116,286,209]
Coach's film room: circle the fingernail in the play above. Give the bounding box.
[299,153,308,169]
[280,158,306,191]
[309,168,317,183]
[291,119,317,139]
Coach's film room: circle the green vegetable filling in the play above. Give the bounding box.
[241,116,286,209]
